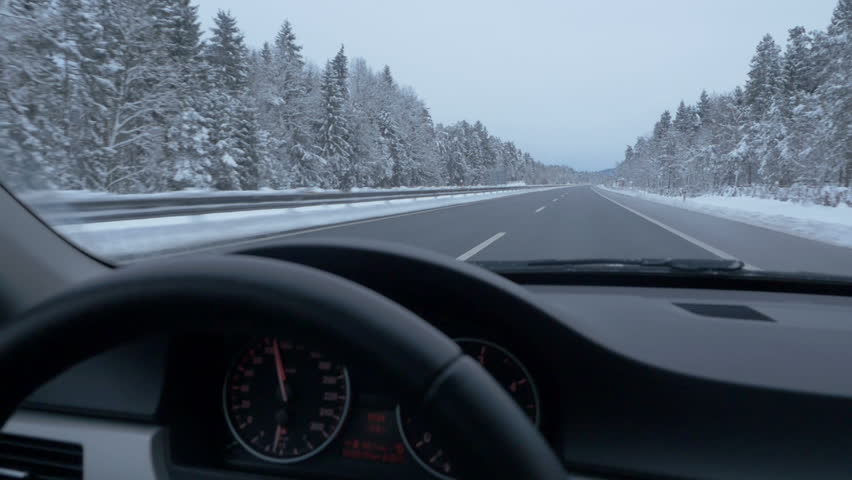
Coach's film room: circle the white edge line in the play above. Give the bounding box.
[535,206,546,214]
[598,187,852,250]
[592,188,761,270]
[457,232,506,261]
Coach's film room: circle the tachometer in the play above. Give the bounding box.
[397,338,540,479]
[223,336,350,463]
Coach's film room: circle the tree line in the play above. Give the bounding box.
[615,0,850,204]
[0,0,575,193]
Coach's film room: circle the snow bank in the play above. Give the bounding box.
[708,185,851,208]
[599,186,852,249]
[60,187,550,260]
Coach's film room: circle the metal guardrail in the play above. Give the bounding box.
[29,186,542,225]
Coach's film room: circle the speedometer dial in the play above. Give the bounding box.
[223,336,350,463]
[397,338,540,479]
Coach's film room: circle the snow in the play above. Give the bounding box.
[2,1,575,194]
[600,186,852,249]
[221,153,238,167]
[58,187,554,260]
[20,183,535,204]
[21,187,331,203]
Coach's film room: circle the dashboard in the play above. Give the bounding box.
[10,242,852,480]
[166,312,556,480]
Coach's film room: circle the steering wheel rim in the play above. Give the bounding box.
[0,254,564,479]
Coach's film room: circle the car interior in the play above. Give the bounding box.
[3,165,852,480]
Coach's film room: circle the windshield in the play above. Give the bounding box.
[1,0,850,275]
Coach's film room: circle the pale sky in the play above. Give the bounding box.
[197,1,838,171]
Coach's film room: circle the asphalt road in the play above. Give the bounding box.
[262,185,852,276]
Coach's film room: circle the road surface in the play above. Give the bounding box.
[251,185,852,276]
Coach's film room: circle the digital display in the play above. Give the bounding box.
[340,410,407,464]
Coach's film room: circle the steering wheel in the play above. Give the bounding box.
[0,253,565,479]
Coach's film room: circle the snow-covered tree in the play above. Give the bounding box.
[269,20,316,188]
[0,2,575,194]
[783,27,815,97]
[75,0,183,192]
[815,0,852,186]
[0,0,69,189]
[206,10,249,93]
[745,34,784,118]
[616,0,850,198]
[275,20,303,67]
[317,46,352,188]
[697,90,712,126]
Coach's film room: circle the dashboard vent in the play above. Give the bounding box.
[0,434,82,480]
[674,303,774,322]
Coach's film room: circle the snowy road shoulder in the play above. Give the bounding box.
[599,186,852,249]
[61,187,554,260]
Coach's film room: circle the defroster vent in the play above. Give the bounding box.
[674,303,774,322]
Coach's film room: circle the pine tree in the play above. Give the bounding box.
[51,0,103,188]
[673,101,693,133]
[251,20,316,188]
[441,125,468,186]
[653,110,672,138]
[247,43,286,187]
[745,34,783,118]
[0,0,67,189]
[318,46,353,189]
[471,120,496,184]
[377,110,401,185]
[756,101,789,186]
[275,21,304,68]
[331,45,349,101]
[828,0,852,37]
[783,27,814,97]
[346,58,384,187]
[372,65,415,186]
[818,0,851,186]
[763,26,818,188]
[650,111,676,189]
[697,90,712,126]
[168,0,204,64]
[381,65,395,89]
[741,35,784,186]
[205,92,242,189]
[202,10,267,190]
[408,105,442,186]
[231,102,262,189]
[206,10,249,93]
[157,0,218,190]
[65,0,180,192]
[260,42,272,64]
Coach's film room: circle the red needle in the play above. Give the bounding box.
[273,338,289,402]
[273,425,282,451]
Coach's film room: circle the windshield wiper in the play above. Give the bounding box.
[486,257,746,273]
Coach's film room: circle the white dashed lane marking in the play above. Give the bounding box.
[457,232,506,261]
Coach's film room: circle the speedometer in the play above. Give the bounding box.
[223,336,350,463]
[397,338,540,479]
